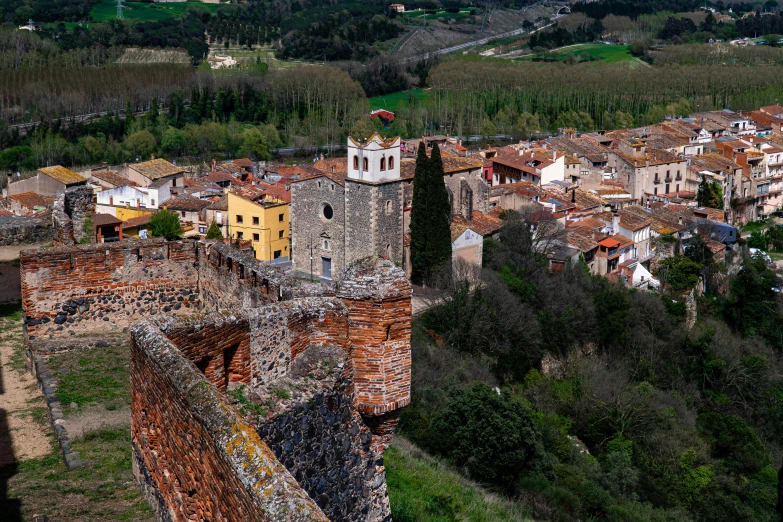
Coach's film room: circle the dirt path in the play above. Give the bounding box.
[0,318,51,466]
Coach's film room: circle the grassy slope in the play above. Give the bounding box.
[386,437,534,522]
[369,88,430,111]
[0,305,152,521]
[91,0,218,22]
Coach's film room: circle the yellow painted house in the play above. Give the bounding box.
[226,191,290,262]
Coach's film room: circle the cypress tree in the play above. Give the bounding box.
[427,142,454,274]
[409,143,430,283]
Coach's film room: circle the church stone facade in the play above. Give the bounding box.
[291,134,405,280]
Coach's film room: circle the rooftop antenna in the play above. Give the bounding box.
[117,0,123,20]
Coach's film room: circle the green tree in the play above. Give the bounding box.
[748,232,767,250]
[763,33,780,47]
[239,127,272,160]
[148,209,184,240]
[427,142,455,277]
[431,381,542,491]
[205,220,223,240]
[697,413,770,475]
[657,255,702,292]
[697,178,723,209]
[409,144,431,283]
[124,130,157,160]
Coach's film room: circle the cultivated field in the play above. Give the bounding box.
[91,0,218,22]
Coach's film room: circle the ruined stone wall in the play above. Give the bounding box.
[255,369,390,522]
[0,216,51,246]
[248,299,348,391]
[198,242,328,311]
[21,239,200,342]
[130,320,329,522]
[52,185,94,246]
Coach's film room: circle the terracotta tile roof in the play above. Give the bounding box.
[93,213,122,227]
[613,147,684,168]
[567,227,599,252]
[130,159,184,181]
[206,171,235,183]
[598,237,620,248]
[450,211,503,242]
[207,194,228,211]
[121,214,152,229]
[90,170,131,187]
[441,156,484,174]
[232,158,253,168]
[617,210,651,231]
[164,196,212,212]
[761,104,783,115]
[313,158,348,176]
[690,153,741,174]
[38,166,87,185]
[568,217,605,230]
[259,182,291,203]
[10,192,52,209]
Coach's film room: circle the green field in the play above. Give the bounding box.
[369,88,431,111]
[91,0,218,22]
[552,43,635,63]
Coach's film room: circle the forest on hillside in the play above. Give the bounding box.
[395,214,783,522]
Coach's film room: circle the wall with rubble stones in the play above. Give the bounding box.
[130,319,329,522]
[21,239,200,342]
[0,215,51,246]
[52,185,93,246]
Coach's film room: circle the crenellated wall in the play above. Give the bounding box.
[22,238,411,522]
[21,239,200,343]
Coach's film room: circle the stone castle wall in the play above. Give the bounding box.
[22,237,412,522]
[130,319,328,522]
[0,215,51,246]
[21,239,200,343]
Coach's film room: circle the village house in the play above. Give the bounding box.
[692,110,755,136]
[204,195,229,238]
[608,138,688,200]
[227,190,290,264]
[7,165,88,197]
[95,184,167,220]
[88,169,133,191]
[164,196,212,236]
[120,158,185,192]
[490,148,565,187]
[2,192,52,216]
[121,214,152,239]
[92,213,123,243]
[450,211,503,267]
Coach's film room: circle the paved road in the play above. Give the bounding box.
[394,13,565,64]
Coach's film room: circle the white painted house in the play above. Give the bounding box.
[95,185,168,217]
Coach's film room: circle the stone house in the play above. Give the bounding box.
[120,158,184,192]
[449,211,503,267]
[3,192,52,216]
[88,170,133,191]
[608,139,687,200]
[164,196,212,235]
[7,165,88,198]
[290,134,405,280]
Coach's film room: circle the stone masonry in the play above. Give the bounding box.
[21,239,412,522]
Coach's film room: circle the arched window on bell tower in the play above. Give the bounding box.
[363,157,368,171]
[389,156,395,170]
[380,157,386,171]
[353,155,359,170]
